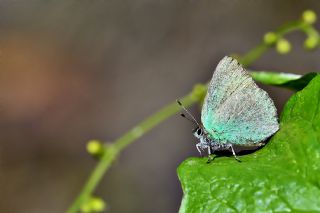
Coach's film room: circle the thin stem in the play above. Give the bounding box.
[114,94,197,151]
[67,146,118,213]
[67,92,200,213]
[239,20,307,67]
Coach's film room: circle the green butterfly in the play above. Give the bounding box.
[178,56,279,161]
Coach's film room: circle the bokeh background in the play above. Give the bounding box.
[1,1,320,212]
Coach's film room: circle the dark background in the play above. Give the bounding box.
[1,1,320,212]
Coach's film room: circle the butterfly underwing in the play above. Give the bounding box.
[179,56,279,161]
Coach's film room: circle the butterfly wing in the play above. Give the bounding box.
[201,56,279,145]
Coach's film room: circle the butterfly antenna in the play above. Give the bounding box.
[180,113,198,125]
[176,99,200,126]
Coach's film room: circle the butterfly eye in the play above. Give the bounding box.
[197,128,202,136]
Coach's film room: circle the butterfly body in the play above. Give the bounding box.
[193,125,239,160]
[179,56,279,160]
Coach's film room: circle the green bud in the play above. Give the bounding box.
[80,202,91,213]
[263,32,278,45]
[90,197,106,212]
[276,38,291,54]
[304,36,319,49]
[80,196,107,213]
[302,10,317,24]
[86,140,103,156]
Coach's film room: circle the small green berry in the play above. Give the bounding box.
[80,202,91,213]
[304,36,319,49]
[80,196,106,213]
[87,140,103,156]
[302,10,317,24]
[91,197,106,212]
[276,38,291,54]
[263,32,278,45]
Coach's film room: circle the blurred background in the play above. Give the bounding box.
[1,1,320,212]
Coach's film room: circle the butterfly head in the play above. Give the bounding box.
[192,126,204,139]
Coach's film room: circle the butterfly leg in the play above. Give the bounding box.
[207,146,211,155]
[229,144,241,162]
[196,143,202,156]
[206,146,215,163]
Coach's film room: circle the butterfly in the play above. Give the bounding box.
[178,56,279,161]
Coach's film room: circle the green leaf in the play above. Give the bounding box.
[280,72,318,90]
[178,75,320,213]
[250,71,317,90]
